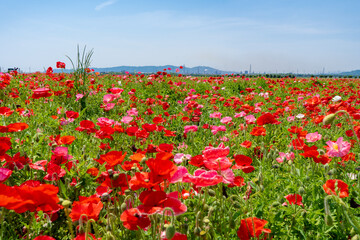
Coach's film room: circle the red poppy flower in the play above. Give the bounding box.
[240,141,252,148]
[32,88,52,99]
[73,233,100,240]
[96,151,127,169]
[146,156,177,183]
[300,145,319,159]
[69,195,103,222]
[250,126,266,136]
[56,61,66,69]
[120,208,151,230]
[256,112,279,125]
[157,143,174,153]
[323,179,349,198]
[101,172,131,190]
[6,122,29,132]
[0,181,60,213]
[137,190,187,216]
[129,172,158,190]
[291,138,305,150]
[43,162,66,181]
[283,194,303,206]
[126,126,139,136]
[0,107,13,116]
[55,135,76,145]
[189,155,204,168]
[3,152,31,170]
[232,155,255,173]
[0,137,11,155]
[237,217,271,240]
[228,176,246,188]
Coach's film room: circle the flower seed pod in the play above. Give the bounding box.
[323,113,336,125]
[165,224,176,240]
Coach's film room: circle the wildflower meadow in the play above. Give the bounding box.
[1,55,360,239]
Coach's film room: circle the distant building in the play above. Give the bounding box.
[8,67,20,72]
[244,71,249,74]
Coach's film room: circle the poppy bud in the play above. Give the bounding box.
[272,164,279,169]
[233,201,242,208]
[165,224,176,240]
[120,202,128,212]
[107,169,114,178]
[299,187,305,195]
[200,230,207,236]
[351,235,360,240]
[203,204,209,211]
[325,215,333,226]
[124,189,132,195]
[203,217,210,224]
[106,231,115,240]
[323,113,336,125]
[101,193,110,202]
[194,227,201,236]
[62,200,72,208]
[113,173,119,180]
[208,189,216,197]
[271,201,281,208]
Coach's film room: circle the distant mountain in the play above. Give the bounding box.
[338,70,360,76]
[53,65,239,75]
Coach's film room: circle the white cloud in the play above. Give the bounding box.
[95,0,116,11]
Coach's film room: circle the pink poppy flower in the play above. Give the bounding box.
[75,94,84,101]
[221,168,235,184]
[127,108,138,116]
[182,169,223,187]
[209,112,222,119]
[287,116,295,122]
[97,117,114,127]
[210,125,226,135]
[0,168,12,183]
[173,153,191,164]
[169,166,189,183]
[102,103,115,111]
[184,125,198,134]
[220,117,232,124]
[306,132,322,142]
[121,116,133,124]
[276,152,295,163]
[103,94,116,103]
[326,137,350,158]
[234,111,246,118]
[245,115,256,124]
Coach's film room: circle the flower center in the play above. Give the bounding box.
[333,143,338,150]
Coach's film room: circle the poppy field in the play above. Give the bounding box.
[1,61,360,240]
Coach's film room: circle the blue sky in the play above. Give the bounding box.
[0,0,359,73]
